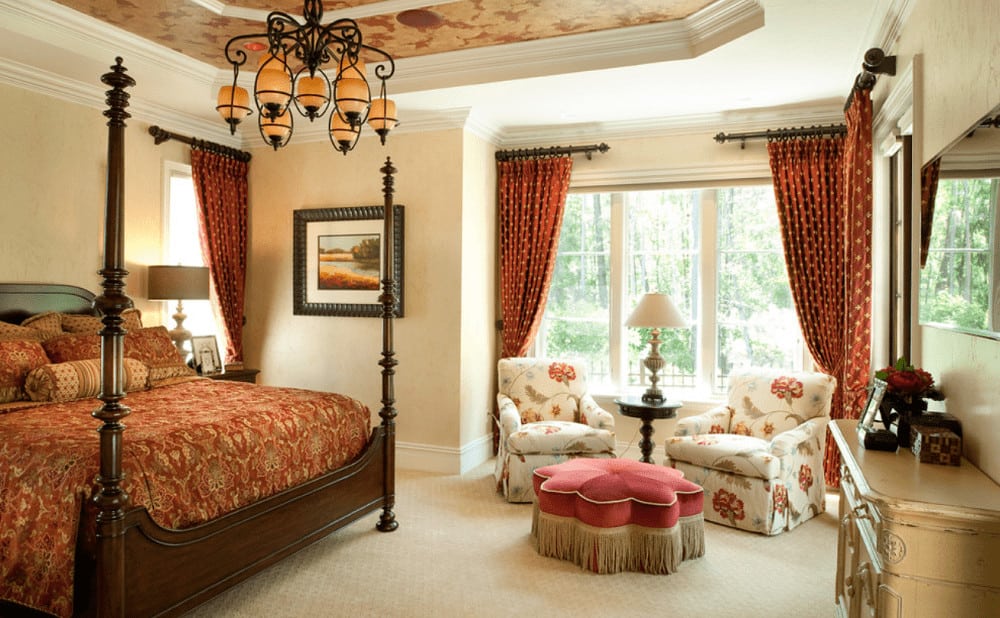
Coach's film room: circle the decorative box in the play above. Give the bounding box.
[910,426,962,466]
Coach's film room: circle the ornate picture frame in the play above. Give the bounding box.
[292,205,404,318]
[191,335,223,376]
[858,377,888,430]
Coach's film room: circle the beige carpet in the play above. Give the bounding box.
[185,462,839,617]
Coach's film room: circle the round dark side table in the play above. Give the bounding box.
[614,396,682,464]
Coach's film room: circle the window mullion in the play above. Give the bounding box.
[698,188,718,393]
[609,192,626,389]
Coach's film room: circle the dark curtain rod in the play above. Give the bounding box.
[843,47,896,111]
[714,124,847,147]
[495,142,610,162]
[148,125,252,163]
[715,48,896,148]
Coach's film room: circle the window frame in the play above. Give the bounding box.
[535,178,811,399]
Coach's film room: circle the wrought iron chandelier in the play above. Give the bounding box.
[216,0,398,154]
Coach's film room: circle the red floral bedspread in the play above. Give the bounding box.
[0,379,371,617]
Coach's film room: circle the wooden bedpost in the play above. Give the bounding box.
[376,157,399,532]
[92,57,135,617]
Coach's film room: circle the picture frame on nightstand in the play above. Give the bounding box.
[191,335,223,376]
[858,378,896,451]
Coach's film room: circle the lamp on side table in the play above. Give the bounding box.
[625,292,687,403]
[147,265,210,361]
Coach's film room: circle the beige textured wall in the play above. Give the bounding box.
[0,81,187,324]
[243,129,471,455]
[891,0,1000,482]
[459,131,498,454]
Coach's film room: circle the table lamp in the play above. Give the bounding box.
[147,265,210,359]
[625,292,687,402]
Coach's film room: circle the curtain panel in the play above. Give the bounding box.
[919,158,942,268]
[768,136,848,486]
[190,148,249,364]
[497,156,574,358]
[769,88,876,488]
[836,87,875,486]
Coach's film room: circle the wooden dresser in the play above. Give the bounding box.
[830,420,1000,617]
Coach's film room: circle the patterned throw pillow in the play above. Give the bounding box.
[24,358,150,402]
[125,326,186,365]
[20,312,63,340]
[125,326,196,384]
[0,321,44,342]
[43,333,100,363]
[61,308,143,334]
[0,339,51,402]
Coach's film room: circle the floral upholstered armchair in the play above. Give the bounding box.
[495,357,616,502]
[666,368,836,535]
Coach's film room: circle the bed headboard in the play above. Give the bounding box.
[0,283,97,324]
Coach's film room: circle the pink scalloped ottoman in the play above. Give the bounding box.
[531,458,705,574]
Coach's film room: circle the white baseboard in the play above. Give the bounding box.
[397,434,493,474]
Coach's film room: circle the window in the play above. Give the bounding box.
[163,164,220,345]
[919,177,998,332]
[536,185,806,397]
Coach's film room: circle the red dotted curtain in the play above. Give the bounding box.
[769,88,875,488]
[190,148,249,364]
[837,87,875,487]
[919,158,942,268]
[497,155,574,358]
[769,135,847,485]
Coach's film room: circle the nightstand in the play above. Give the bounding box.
[206,368,260,384]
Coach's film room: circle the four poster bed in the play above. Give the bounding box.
[0,59,400,617]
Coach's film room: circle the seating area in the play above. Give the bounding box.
[494,357,616,502]
[666,368,837,535]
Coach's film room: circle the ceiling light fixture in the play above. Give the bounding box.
[216,0,398,154]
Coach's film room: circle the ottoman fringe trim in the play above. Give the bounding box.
[532,507,704,574]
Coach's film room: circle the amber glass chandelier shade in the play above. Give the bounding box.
[334,77,370,121]
[216,85,252,125]
[368,98,398,136]
[295,74,329,116]
[260,108,292,149]
[337,55,366,80]
[255,67,292,112]
[329,112,360,153]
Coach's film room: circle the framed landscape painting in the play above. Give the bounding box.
[292,205,404,317]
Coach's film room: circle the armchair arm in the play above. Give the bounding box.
[673,404,732,437]
[769,417,828,457]
[496,393,522,437]
[579,394,615,431]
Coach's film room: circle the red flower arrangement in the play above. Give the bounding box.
[874,357,944,410]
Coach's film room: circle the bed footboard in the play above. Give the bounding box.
[73,428,390,616]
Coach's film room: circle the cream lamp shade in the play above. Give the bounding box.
[147,265,210,359]
[626,293,687,402]
[625,293,687,329]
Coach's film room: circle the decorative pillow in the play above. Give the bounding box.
[0,321,43,342]
[20,312,63,340]
[0,339,51,402]
[43,333,100,363]
[61,308,143,334]
[124,326,186,365]
[24,358,149,402]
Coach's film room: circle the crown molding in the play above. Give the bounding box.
[256,106,479,147]
[494,102,845,148]
[389,0,763,94]
[0,55,241,147]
